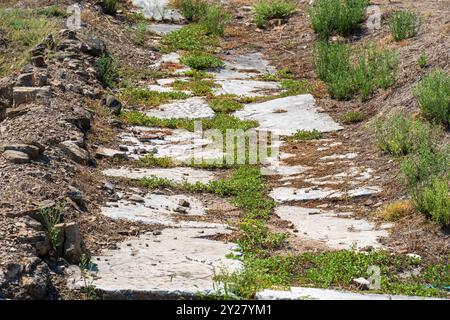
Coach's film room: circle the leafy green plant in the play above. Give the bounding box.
[209,95,244,113]
[389,10,420,41]
[39,203,64,255]
[291,129,322,141]
[201,4,231,36]
[314,42,398,100]
[253,0,296,28]
[373,112,439,157]
[101,0,118,15]
[340,110,364,124]
[280,79,313,96]
[418,52,428,68]
[120,86,189,106]
[412,177,450,226]
[413,69,450,126]
[180,53,224,70]
[308,0,368,39]
[138,154,175,168]
[96,52,117,88]
[179,0,208,21]
[161,24,218,52]
[172,78,218,96]
[79,254,97,300]
[130,21,147,46]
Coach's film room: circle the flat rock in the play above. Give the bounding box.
[212,53,276,80]
[234,95,343,135]
[131,0,184,22]
[148,23,183,35]
[82,227,242,299]
[2,143,40,159]
[13,86,51,106]
[269,186,382,202]
[2,150,30,164]
[213,79,280,97]
[275,206,388,249]
[59,141,89,164]
[119,127,223,161]
[256,287,443,300]
[145,97,214,119]
[102,167,216,184]
[95,147,128,160]
[101,193,206,226]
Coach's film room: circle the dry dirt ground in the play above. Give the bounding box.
[0,0,448,299]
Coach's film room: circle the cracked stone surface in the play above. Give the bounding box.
[85,227,242,299]
[213,79,280,97]
[270,186,382,202]
[275,206,389,250]
[256,287,443,300]
[145,97,215,119]
[103,167,217,184]
[101,193,206,226]
[131,0,184,22]
[118,126,223,161]
[234,95,343,135]
[212,53,276,80]
[148,23,183,35]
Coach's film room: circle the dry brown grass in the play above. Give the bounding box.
[377,200,415,222]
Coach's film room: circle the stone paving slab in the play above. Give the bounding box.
[145,97,215,119]
[270,186,382,202]
[212,53,276,80]
[275,206,388,249]
[103,167,217,184]
[101,193,206,226]
[148,23,183,35]
[89,227,242,299]
[256,287,444,300]
[234,95,343,135]
[213,79,280,97]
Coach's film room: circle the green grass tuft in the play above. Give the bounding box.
[253,0,296,28]
[389,10,420,42]
[291,129,322,141]
[96,52,118,88]
[180,52,224,70]
[161,24,218,52]
[340,110,364,124]
[120,86,189,106]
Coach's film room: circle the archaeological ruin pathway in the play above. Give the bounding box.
[67,2,439,300]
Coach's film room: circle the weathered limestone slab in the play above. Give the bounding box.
[275,206,388,249]
[212,53,276,80]
[87,227,242,299]
[148,23,183,35]
[256,287,443,300]
[213,79,279,97]
[101,193,206,226]
[119,126,223,161]
[269,186,382,202]
[304,167,374,185]
[13,86,51,106]
[131,0,184,22]
[320,153,358,161]
[234,95,343,135]
[103,167,217,184]
[145,97,215,119]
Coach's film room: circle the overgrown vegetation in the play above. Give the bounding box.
[308,0,368,39]
[180,53,224,70]
[314,42,398,100]
[121,110,258,134]
[119,85,189,106]
[340,110,364,124]
[161,24,219,52]
[373,112,440,157]
[389,10,420,42]
[177,0,230,35]
[413,69,450,126]
[34,6,70,18]
[209,95,244,113]
[0,8,58,77]
[96,52,118,88]
[280,79,313,96]
[101,0,118,16]
[253,0,296,28]
[291,129,322,141]
[39,204,64,256]
[129,21,148,46]
[172,78,218,96]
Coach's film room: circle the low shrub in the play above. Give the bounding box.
[340,110,364,124]
[308,0,368,39]
[179,0,208,21]
[413,69,450,126]
[373,112,440,157]
[101,0,118,16]
[254,0,296,28]
[417,52,428,69]
[161,24,218,52]
[180,53,224,70]
[201,4,230,36]
[389,10,420,41]
[291,129,322,141]
[96,52,117,88]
